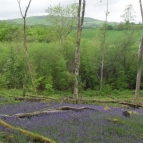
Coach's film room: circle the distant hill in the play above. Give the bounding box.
[1,15,117,27]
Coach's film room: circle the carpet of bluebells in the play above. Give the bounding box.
[0,98,143,143]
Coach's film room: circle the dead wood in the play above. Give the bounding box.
[78,99,143,108]
[14,97,46,102]
[13,106,97,118]
[56,106,98,112]
[117,101,143,108]
[0,110,64,119]
[106,95,117,100]
[0,119,56,143]
[0,114,9,119]
[59,95,73,103]
[13,110,64,118]
[14,96,58,102]
[3,106,97,119]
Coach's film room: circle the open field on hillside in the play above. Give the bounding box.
[70,29,142,42]
[5,16,116,27]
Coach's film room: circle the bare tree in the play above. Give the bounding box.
[100,0,109,92]
[17,0,36,96]
[134,0,143,105]
[73,0,86,103]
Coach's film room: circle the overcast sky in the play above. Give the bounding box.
[0,0,141,23]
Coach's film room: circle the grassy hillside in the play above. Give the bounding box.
[7,16,49,25]
[5,15,116,27]
[70,29,142,42]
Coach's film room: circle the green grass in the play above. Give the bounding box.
[70,29,142,43]
[71,29,124,41]
[0,89,143,107]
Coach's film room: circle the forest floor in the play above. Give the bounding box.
[0,89,143,143]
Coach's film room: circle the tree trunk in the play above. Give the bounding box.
[100,0,109,92]
[73,0,85,103]
[134,35,143,105]
[23,17,37,95]
[134,0,143,105]
[17,0,36,96]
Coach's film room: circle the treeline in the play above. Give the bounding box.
[83,23,142,30]
[0,26,141,93]
[0,21,141,43]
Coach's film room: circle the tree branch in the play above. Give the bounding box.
[17,0,24,18]
[81,0,86,27]
[24,0,32,18]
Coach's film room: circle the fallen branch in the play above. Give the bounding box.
[14,110,64,118]
[14,96,58,102]
[0,119,56,143]
[0,110,64,119]
[79,99,143,108]
[0,106,98,119]
[14,97,46,102]
[106,95,117,100]
[56,106,98,112]
[13,107,96,118]
[59,95,72,103]
[118,101,143,108]
[45,95,73,110]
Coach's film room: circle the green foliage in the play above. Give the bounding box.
[107,25,113,30]
[0,18,142,94]
[0,21,58,43]
[28,42,74,91]
[45,75,54,94]
[0,22,22,42]
[45,3,77,42]
[27,25,58,43]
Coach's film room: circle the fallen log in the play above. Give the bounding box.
[19,107,95,117]
[0,110,64,119]
[14,97,46,102]
[56,106,98,112]
[0,119,56,143]
[14,96,58,102]
[0,106,98,119]
[106,95,117,100]
[79,99,143,108]
[118,101,143,108]
[14,110,64,118]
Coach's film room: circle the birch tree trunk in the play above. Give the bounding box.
[134,0,143,105]
[73,0,86,103]
[100,0,109,92]
[17,0,37,96]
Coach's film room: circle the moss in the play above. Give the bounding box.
[0,131,14,142]
[0,119,56,143]
[103,106,110,111]
[107,117,120,123]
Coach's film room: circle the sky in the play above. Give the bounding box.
[0,0,141,23]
